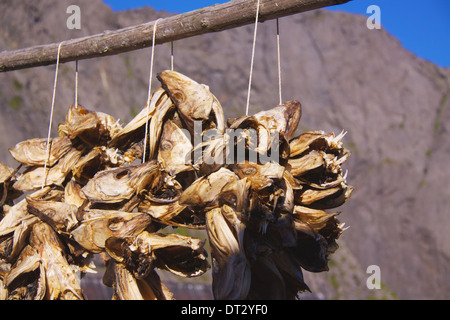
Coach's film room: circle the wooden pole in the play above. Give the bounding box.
[0,0,349,72]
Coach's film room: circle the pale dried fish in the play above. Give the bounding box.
[253,100,302,141]
[26,198,78,233]
[157,70,224,134]
[287,150,325,177]
[158,119,193,175]
[232,161,285,192]
[64,179,86,208]
[109,87,166,148]
[82,161,160,204]
[13,148,83,192]
[148,92,175,160]
[9,137,72,167]
[295,183,353,209]
[111,262,173,300]
[0,162,15,183]
[206,207,250,300]
[3,245,41,289]
[71,210,152,253]
[179,167,239,209]
[29,222,84,300]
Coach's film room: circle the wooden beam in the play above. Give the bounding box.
[0,0,349,72]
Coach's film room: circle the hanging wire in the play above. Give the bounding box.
[142,18,161,163]
[171,41,174,71]
[276,18,283,105]
[75,60,79,108]
[42,41,64,188]
[245,0,261,116]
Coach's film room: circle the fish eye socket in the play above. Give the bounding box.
[173,91,184,102]
[243,167,256,175]
[160,141,173,151]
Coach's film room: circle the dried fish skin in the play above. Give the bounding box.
[109,87,166,149]
[289,131,328,158]
[138,199,186,222]
[71,210,152,253]
[179,168,239,209]
[9,137,72,167]
[96,111,123,140]
[7,215,40,262]
[13,148,83,192]
[253,100,302,141]
[116,231,210,278]
[58,104,99,140]
[0,162,15,183]
[111,261,173,300]
[146,232,209,278]
[81,161,160,204]
[3,245,41,295]
[26,198,78,233]
[58,104,120,146]
[157,70,218,133]
[64,179,86,208]
[206,207,250,300]
[294,183,353,210]
[0,162,22,206]
[0,278,7,300]
[29,222,84,300]
[147,93,175,160]
[287,150,325,177]
[232,161,285,192]
[158,119,193,175]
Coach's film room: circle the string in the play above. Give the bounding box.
[171,41,174,71]
[245,0,261,116]
[276,18,282,105]
[75,60,79,108]
[42,41,63,189]
[142,18,161,163]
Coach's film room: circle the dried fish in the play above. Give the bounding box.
[71,209,152,253]
[111,261,173,300]
[109,87,167,148]
[158,119,193,175]
[13,148,83,192]
[206,207,250,300]
[82,161,160,204]
[157,70,225,134]
[179,168,239,209]
[26,198,78,233]
[29,222,84,299]
[0,69,353,300]
[9,137,72,167]
[253,100,302,141]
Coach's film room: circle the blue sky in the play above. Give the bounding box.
[103,0,450,68]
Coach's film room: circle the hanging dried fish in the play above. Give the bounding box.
[158,119,193,175]
[206,206,250,300]
[157,70,225,134]
[9,137,72,167]
[108,87,167,149]
[0,69,353,300]
[71,209,152,253]
[26,198,78,233]
[81,161,160,204]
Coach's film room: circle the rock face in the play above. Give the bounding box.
[1,0,449,299]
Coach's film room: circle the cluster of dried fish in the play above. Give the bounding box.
[0,70,352,300]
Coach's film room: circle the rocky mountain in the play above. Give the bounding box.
[1,0,449,299]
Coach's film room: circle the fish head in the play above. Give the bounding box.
[157,70,213,123]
